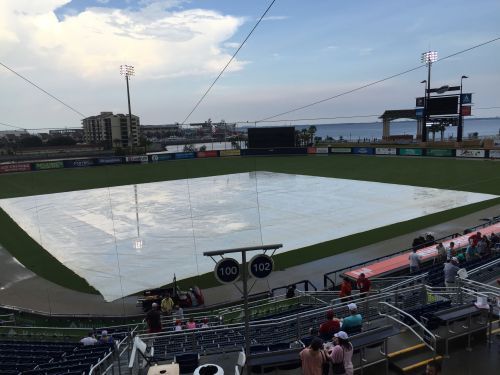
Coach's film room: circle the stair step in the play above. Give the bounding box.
[389,346,441,374]
[402,355,442,373]
[388,343,426,359]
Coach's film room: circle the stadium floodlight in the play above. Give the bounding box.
[458,75,469,142]
[420,51,438,142]
[421,51,438,64]
[120,65,135,148]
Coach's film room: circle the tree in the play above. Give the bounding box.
[19,135,42,148]
[307,125,317,145]
[47,136,76,146]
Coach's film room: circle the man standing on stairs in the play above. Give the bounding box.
[443,257,460,288]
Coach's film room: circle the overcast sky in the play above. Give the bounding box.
[1,0,499,130]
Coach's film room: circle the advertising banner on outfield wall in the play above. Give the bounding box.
[375,148,397,155]
[316,147,329,154]
[489,150,500,159]
[307,147,317,154]
[456,149,485,158]
[126,155,148,164]
[426,149,454,157]
[0,163,31,173]
[149,153,174,162]
[95,157,124,165]
[64,159,95,168]
[399,148,423,156]
[243,148,308,156]
[197,151,218,158]
[352,147,374,155]
[174,152,196,159]
[33,161,64,170]
[330,147,351,153]
[219,149,240,157]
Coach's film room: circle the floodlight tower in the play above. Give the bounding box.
[120,65,135,148]
[457,75,468,142]
[421,51,438,142]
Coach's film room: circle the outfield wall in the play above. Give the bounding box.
[0,146,499,174]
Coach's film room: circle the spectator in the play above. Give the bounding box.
[186,317,197,329]
[456,248,466,264]
[408,248,422,273]
[99,330,114,345]
[490,232,499,247]
[339,277,352,302]
[286,284,297,299]
[446,241,455,261]
[466,243,479,261]
[146,302,162,333]
[443,258,460,288]
[173,304,184,320]
[341,303,362,333]
[301,328,320,348]
[319,309,341,340]
[300,337,327,375]
[329,331,354,375]
[161,292,174,315]
[356,273,371,298]
[80,332,97,346]
[200,318,210,329]
[469,231,482,246]
[174,319,183,331]
[425,360,442,375]
[435,243,446,263]
[477,237,489,258]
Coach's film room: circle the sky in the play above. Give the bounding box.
[0,0,499,131]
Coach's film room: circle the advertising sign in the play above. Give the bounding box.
[197,151,218,158]
[375,148,397,155]
[461,106,471,116]
[96,157,123,165]
[426,149,454,157]
[316,147,329,154]
[219,149,240,157]
[0,163,31,174]
[489,150,500,159]
[149,153,174,162]
[174,152,195,160]
[352,147,374,155]
[307,147,317,154]
[33,161,64,170]
[126,155,148,164]
[399,148,423,156]
[330,147,351,154]
[456,149,485,158]
[461,93,472,104]
[64,159,95,168]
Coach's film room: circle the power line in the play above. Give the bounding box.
[235,114,380,124]
[256,36,500,123]
[0,121,26,131]
[180,0,277,125]
[0,61,87,118]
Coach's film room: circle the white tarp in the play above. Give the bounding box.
[0,172,496,301]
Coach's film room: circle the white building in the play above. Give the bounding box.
[82,112,140,148]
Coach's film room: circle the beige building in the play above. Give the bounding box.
[82,112,140,148]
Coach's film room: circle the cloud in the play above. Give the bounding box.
[358,48,374,56]
[324,45,338,51]
[0,0,246,80]
[224,42,240,48]
[261,15,288,21]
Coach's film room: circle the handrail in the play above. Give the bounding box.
[378,302,437,352]
[381,272,429,293]
[467,256,500,276]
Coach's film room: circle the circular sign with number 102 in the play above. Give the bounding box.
[249,254,274,279]
[214,258,240,284]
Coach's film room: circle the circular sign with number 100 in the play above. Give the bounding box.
[214,258,240,284]
[249,254,274,279]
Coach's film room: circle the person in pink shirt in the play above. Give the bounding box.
[300,337,328,375]
[186,317,197,329]
[329,331,354,375]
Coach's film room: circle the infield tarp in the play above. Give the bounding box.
[0,172,496,301]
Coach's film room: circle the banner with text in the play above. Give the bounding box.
[149,153,174,162]
[375,147,397,155]
[197,151,218,158]
[95,157,124,165]
[33,161,64,170]
[352,147,374,155]
[426,149,454,157]
[489,150,500,159]
[399,148,423,156]
[0,163,32,174]
[174,152,196,159]
[64,159,95,168]
[126,155,149,164]
[330,147,352,154]
[456,149,485,158]
[219,149,241,157]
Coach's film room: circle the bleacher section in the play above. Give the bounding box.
[0,340,113,375]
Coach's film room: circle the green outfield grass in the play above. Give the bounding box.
[0,155,499,294]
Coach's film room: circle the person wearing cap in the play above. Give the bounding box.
[329,331,354,375]
[443,258,460,288]
[340,304,362,334]
[99,330,114,345]
[319,309,341,340]
[356,273,371,298]
[146,302,162,333]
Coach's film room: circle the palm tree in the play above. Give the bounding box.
[307,125,317,145]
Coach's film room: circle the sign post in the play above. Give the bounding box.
[204,244,282,375]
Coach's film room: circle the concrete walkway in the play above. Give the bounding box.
[0,204,498,315]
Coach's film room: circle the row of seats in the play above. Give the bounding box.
[400,299,452,326]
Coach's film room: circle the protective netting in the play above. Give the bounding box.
[0,172,496,301]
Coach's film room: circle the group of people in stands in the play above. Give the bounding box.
[80,330,114,346]
[145,302,210,333]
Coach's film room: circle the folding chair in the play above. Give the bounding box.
[128,336,156,369]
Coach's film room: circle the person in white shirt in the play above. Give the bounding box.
[409,248,422,273]
[80,332,98,346]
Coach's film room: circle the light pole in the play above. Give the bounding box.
[421,51,438,142]
[457,75,468,142]
[120,65,135,148]
[420,80,427,141]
